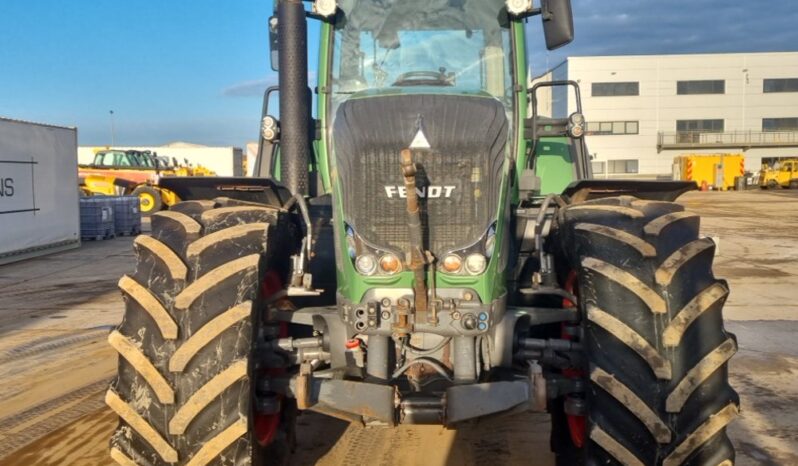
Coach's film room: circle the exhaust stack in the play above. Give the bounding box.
[277,0,312,196]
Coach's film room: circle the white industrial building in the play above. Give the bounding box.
[534,51,798,178]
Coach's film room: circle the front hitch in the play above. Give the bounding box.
[399,149,430,332]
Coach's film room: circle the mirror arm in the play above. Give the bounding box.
[306,11,335,22]
[510,8,542,20]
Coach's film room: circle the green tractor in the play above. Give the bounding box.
[106,1,739,465]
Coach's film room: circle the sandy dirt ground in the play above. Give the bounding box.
[0,190,796,465]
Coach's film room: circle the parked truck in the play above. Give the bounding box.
[106,1,738,465]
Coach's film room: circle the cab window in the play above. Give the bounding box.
[95,152,118,166]
[116,152,133,166]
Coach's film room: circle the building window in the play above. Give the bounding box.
[764,78,798,93]
[591,161,606,174]
[676,80,725,95]
[676,119,724,132]
[608,159,639,174]
[675,119,724,143]
[592,82,639,97]
[586,121,639,135]
[763,118,798,131]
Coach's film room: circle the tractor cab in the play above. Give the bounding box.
[260,0,585,304]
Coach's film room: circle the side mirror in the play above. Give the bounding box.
[540,0,574,51]
[269,16,279,71]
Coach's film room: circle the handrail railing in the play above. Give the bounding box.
[657,130,798,151]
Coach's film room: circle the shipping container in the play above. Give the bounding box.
[672,153,745,190]
[0,117,80,264]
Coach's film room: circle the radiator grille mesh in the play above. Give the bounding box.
[334,94,508,255]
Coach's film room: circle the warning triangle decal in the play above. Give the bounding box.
[409,128,431,149]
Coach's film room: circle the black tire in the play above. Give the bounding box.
[789,180,798,190]
[107,198,298,465]
[133,185,163,216]
[557,196,739,466]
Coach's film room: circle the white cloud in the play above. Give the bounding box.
[222,71,317,97]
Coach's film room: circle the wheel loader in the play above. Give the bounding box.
[760,158,798,189]
[106,1,739,465]
[80,150,180,215]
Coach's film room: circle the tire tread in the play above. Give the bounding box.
[560,197,738,466]
[108,201,291,465]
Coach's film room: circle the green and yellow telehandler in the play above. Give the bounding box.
[106,1,739,465]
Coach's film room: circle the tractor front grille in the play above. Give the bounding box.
[334,94,508,255]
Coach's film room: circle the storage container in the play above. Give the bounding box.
[79,197,115,240]
[672,154,745,191]
[112,196,142,236]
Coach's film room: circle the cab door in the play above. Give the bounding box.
[780,162,794,186]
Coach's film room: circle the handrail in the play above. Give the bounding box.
[657,130,798,151]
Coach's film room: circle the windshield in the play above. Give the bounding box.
[331,0,513,107]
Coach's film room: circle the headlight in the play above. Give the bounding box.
[464,254,487,275]
[313,0,337,17]
[379,254,402,275]
[506,0,533,16]
[261,115,279,142]
[355,254,377,275]
[569,113,585,138]
[569,112,585,126]
[441,254,463,273]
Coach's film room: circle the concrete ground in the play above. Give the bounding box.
[0,190,796,465]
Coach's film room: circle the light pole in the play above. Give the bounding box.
[109,110,116,147]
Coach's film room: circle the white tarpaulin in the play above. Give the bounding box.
[0,118,80,264]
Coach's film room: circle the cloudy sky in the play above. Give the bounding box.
[527,0,798,72]
[1,0,796,146]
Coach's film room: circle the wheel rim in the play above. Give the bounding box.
[255,270,286,447]
[139,193,155,212]
[562,270,586,448]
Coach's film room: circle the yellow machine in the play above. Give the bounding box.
[80,150,179,215]
[79,149,216,215]
[80,173,180,215]
[760,158,798,189]
[673,153,745,190]
[188,164,215,176]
